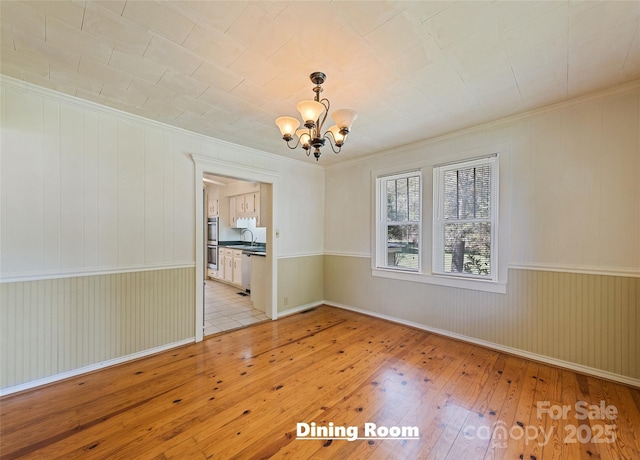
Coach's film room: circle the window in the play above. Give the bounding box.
[433,156,498,280]
[376,171,421,271]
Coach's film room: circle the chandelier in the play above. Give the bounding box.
[275,72,357,161]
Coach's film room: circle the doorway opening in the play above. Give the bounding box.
[202,174,270,336]
[192,154,278,343]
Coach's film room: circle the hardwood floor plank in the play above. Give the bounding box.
[488,360,540,459]
[482,356,531,459]
[601,379,640,459]
[529,366,562,459]
[1,306,639,460]
[443,349,504,459]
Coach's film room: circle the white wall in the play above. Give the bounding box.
[325,85,640,274]
[1,84,193,278]
[0,77,325,281]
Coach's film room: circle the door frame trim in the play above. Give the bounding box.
[192,154,279,342]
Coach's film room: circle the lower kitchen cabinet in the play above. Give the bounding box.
[232,251,243,287]
[221,248,243,287]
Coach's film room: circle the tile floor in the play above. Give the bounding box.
[203,279,269,336]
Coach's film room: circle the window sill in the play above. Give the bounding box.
[372,268,507,294]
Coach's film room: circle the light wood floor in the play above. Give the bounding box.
[1,306,639,459]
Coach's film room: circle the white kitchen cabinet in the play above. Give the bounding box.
[218,254,225,280]
[223,249,233,283]
[230,192,260,225]
[232,250,243,287]
[213,247,224,280]
[242,193,256,214]
[221,248,243,286]
[229,196,238,227]
[236,194,246,214]
[206,185,219,218]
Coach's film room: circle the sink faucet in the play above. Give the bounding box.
[241,228,255,246]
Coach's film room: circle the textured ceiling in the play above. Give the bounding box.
[1,1,639,163]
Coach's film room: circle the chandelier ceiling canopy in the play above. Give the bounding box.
[275,72,357,161]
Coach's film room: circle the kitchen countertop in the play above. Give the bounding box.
[218,241,266,256]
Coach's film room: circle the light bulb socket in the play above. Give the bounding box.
[304,120,316,129]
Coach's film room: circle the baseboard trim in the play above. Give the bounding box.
[0,338,195,397]
[278,301,324,318]
[324,301,640,389]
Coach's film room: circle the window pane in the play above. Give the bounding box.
[474,165,491,219]
[443,222,491,276]
[408,176,420,221]
[380,172,421,272]
[387,224,419,270]
[386,175,420,223]
[443,170,459,219]
[443,165,491,220]
[396,178,408,221]
[458,168,475,219]
[386,180,397,221]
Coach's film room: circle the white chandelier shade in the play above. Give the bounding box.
[331,109,358,133]
[296,100,325,125]
[275,116,300,138]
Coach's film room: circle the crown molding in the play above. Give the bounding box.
[0,75,318,171]
[326,78,640,170]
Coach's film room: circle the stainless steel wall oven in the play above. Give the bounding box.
[207,217,218,270]
[207,217,218,246]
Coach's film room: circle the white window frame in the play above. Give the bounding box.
[432,155,499,281]
[375,170,422,273]
[371,146,508,294]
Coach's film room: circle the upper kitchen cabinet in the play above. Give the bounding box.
[229,184,269,228]
[230,192,259,227]
[206,185,219,218]
[229,196,238,227]
[237,193,256,215]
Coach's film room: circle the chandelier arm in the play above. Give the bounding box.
[316,98,330,134]
[285,137,301,150]
[324,132,342,154]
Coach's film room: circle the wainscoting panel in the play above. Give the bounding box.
[0,267,195,390]
[324,255,639,381]
[277,255,324,313]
